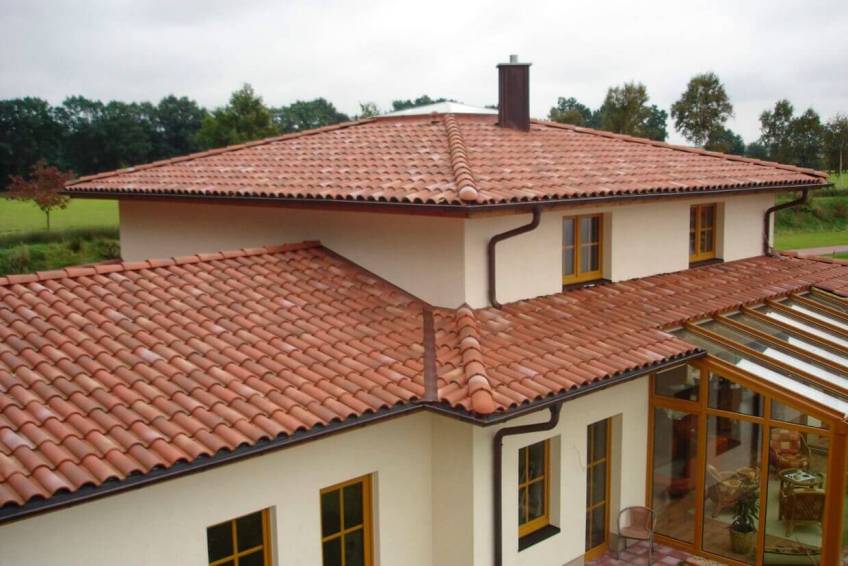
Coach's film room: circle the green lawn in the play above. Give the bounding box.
[775,230,848,251]
[0,197,118,234]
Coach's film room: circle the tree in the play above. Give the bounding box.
[788,108,824,169]
[706,127,745,155]
[595,82,667,141]
[6,160,73,230]
[745,141,768,159]
[272,98,350,133]
[195,84,277,149]
[390,95,452,111]
[153,95,207,159]
[0,97,64,189]
[758,99,795,164]
[671,72,734,147]
[548,97,593,126]
[54,96,109,175]
[824,114,848,178]
[356,102,381,119]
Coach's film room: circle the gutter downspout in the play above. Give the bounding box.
[493,402,562,566]
[487,206,542,308]
[763,188,809,255]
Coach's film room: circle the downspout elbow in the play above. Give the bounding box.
[763,188,809,256]
[487,206,542,309]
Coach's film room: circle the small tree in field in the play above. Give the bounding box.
[6,160,73,230]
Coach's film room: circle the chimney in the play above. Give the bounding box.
[497,54,531,131]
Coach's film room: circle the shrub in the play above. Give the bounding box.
[93,239,121,259]
[67,238,83,253]
[0,246,31,275]
[0,226,119,248]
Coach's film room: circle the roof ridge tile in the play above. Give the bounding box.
[454,304,495,414]
[443,114,480,203]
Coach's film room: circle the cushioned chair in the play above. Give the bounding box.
[780,488,825,536]
[769,429,810,472]
[706,464,743,517]
[617,506,654,562]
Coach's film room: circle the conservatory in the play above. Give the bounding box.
[649,290,848,565]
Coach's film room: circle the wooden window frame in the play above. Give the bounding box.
[320,475,373,566]
[208,509,272,566]
[562,214,604,285]
[646,356,848,566]
[689,203,718,263]
[518,439,551,538]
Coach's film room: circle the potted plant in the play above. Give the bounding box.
[729,479,759,555]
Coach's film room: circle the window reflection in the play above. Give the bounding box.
[709,372,762,416]
[652,408,697,543]
[655,364,700,402]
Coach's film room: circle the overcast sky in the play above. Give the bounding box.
[1,0,845,145]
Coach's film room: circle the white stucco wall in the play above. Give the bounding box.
[0,413,435,566]
[119,201,467,308]
[470,376,651,566]
[117,192,775,309]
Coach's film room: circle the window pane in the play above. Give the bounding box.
[655,364,700,401]
[703,416,762,564]
[344,528,366,566]
[343,482,364,529]
[758,308,848,349]
[771,400,827,428]
[527,480,545,521]
[240,550,265,566]
[322,537,342,566]
[763,430,827,564]
[708,372,762,416]
[785,301,848,332]
[563,217,574,245]
[580,216,593,242]
[518,486,528,525]
[563,247,575,276]
[701,205,715,229]
[207,521,234,562]
[591,463,606,506]
[652,408,697,543]
[236,512,264,551]
[321,490,341,538]
[730,313,848,367]
[689,206,697,231]
[591,420,607,461]
[527,442,546,480]
[700,229,714,252]
[589,505,606,548]
[689,230,696,255]
[518,447,528,483]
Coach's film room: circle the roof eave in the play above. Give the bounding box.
[63,181,830,218]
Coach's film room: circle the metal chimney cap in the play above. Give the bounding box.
[497,54,531,67]
[509,54,518,63]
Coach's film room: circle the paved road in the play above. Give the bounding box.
[790,244,848,256]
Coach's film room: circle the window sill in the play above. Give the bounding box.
[689,258,724,268]
[562,278,610,292]
[518,525,561,551]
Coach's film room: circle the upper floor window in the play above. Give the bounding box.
[563,214,603,285]
[321,475,373,566]
[689,204,717,263]
[518,439,550,538]
[207,509,271,566]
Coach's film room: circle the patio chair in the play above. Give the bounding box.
[617,506,654,562]
[769,429,810,472]
[706,464,743,517]
[780,487,825,536]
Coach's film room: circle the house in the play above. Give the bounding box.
[1,57,847,566]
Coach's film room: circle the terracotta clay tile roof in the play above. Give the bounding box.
[65,114,827,206]
[2,244,847,515]
[433,255,848,413]
[0,242,427,511]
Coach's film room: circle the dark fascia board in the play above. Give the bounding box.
[0,348,704,525]
[63,182,828,218]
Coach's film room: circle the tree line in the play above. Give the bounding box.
[2,76,846,190]
[0,86,453,189]
[548,72,848,172]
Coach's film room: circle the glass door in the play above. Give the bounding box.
[585,418,611,560]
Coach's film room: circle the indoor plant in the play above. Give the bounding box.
[729,479,759,555]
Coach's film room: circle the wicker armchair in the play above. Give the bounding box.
[780,488,825,536]
[617,506,654,562]
[769,429,810,472]
[706,464,743,517]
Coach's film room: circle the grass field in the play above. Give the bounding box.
[0,197,118,234]
[774,230,848,251]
